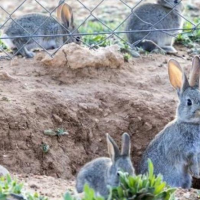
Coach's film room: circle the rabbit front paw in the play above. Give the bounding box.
[25,51,35,58]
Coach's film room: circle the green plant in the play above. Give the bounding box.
[0,175,23,196]
[43,128,68,136]
[109,159,176,200]
[79,20,133,54]
[41,143,50,153]
[56,128,68,136]
[64,185,105,200]
[0,175,47,200]
[79,20,120,47]
[0,32,7,50]
[123,53,131,62]
[176,17,200,47]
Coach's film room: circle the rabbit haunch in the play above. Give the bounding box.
[76,133,135,197]
[0,165,9,177]
[140,56,200,189]
[2,3,80,58]
[125,0,184,53]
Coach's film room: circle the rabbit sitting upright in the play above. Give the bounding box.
[76,133,135,197]
[2,2,80,58]
[140,56,200,188]
[125,0,184,53]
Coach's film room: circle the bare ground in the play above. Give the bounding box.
[0,43,198,199]
[0,0,200,199]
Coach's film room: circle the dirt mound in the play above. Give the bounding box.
[40,43,124,69]
[0,45,197,185]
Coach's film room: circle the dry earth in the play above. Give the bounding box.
[1,0,200,199]
[0,42,199,199]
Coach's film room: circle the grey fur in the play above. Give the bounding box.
[140,56,200,189]
[0,165,9,177]
[2,3,80,58]
[125,0,184,53]
[76,132,135,197]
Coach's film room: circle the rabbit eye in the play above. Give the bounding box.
[174,0,178,3]
[187,99,192,106]
[117,172,120,176]
[76,36,81,42]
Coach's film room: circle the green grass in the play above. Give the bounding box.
[175,17,200,54]
[79,20,140,59]
[79,20,118,47]
[0,33,7,50]
[176,17,200,48]
[78,20,128,49]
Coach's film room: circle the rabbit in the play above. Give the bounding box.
[76,132,135,197]
[0,165,9,177]
[2,2,80,58]
[139,56,200,189]
[125,0,184,53]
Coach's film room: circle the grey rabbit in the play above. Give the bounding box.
[140,56,200,189]
[76,132,135,197]
[125,0,184,53]
[2,2,80,58]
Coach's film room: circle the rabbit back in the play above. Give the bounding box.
[76,157,111,197]
[3,14,65,50]
[126,3,183,50]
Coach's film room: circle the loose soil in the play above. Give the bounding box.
[1,0,200,199]
[0,43,199,199]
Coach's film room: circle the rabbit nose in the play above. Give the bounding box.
[50,45,56,49]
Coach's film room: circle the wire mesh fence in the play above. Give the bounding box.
[0,0,199,60]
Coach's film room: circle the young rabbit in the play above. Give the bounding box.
[2,2,80,58]
[76,133,135,197]
[0,165,9,177]
[125,0,184,53]
[140,56,200,189]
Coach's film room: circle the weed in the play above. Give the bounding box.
[41,144,50,153]
[43,128,68,136]
[0,175,47,200]
[176,17,200,47]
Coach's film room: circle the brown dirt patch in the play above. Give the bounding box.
[0,44,199,198]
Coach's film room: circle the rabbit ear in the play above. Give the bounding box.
[56,1,65,22]
[107,133,120,162]
[168,59,189,93]
[189,56,200,88]
[60,3,74,28]
[121,133,131,156]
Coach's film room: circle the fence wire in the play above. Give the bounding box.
[0,0,199,59]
